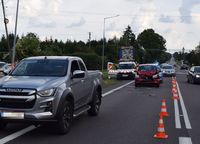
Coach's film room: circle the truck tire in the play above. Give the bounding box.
[56,101,73,134]
[88,90,101,116]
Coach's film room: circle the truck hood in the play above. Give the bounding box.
[0,76,65,90]
[138,70,157,76]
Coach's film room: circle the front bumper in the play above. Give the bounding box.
[117,72,135,80]
[0,90,60,122]
[135,77,160,85]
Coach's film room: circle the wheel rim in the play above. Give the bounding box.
[63,104,72,129]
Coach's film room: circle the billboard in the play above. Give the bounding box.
[119,46,134,61]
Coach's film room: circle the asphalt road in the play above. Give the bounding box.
[0,69,199,144]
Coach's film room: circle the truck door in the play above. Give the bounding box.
[70,60,87,108]
[78,60,92,101]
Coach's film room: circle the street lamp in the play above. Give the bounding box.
[102,14,119,72]
[12,0,19,68]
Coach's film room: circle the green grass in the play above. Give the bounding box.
[102,70,118,88]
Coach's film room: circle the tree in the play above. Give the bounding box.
[120,25,136,46]
[137,29,166,63]
[16,33,40,60]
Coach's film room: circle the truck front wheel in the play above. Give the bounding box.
[56,101,73,134]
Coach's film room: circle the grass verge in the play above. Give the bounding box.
[102,70,118,88]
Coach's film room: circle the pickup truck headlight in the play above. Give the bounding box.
[38,89,55,97]
[153,74,159,79]
[196,75,200,78]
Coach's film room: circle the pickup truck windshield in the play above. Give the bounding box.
[11,59,68,76]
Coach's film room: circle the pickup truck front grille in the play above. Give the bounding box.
[0,89,36,109]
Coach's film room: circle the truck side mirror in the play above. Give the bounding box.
[72,70,85,79]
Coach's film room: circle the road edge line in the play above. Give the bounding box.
[0,125,37,144]
[102,81,134,97]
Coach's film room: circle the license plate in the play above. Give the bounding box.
[122,74,128,77]
[1,112,24,119]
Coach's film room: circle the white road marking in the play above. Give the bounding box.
[0,81,134,143]
[174,99,181,129]
[0,125,37,144]
[176,82,192,129]
[102,81,134,97]
[179,137,192,144]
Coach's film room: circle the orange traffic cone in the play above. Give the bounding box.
[172,84,177,88]
[172,93,179,100]
[172,80,176,84]
[172,87,178,94]
[160,99,169,117]
[154,115,168,139]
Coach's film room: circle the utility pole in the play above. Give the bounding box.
[1,0,11,62]
[12,0,19,68]
[88,32,91,49]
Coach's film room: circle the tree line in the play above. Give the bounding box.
[0,26,171,70]
[173,44,200,66]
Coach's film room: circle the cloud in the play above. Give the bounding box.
[159,15,174,23]
[179,0,200,23]
[28,17,56,28]
[66,17,86,28]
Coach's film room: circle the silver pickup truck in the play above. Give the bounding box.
[0,56,102,134]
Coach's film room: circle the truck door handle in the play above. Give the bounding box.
[81,80,84,83]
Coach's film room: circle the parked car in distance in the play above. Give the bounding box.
[161,64,176,77]
[180,64,189,70]
[0,62,6,71]
[0,63,12,74]
[187,66,200,84]
[135,64,161,87]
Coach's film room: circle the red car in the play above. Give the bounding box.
[135,64,161,87]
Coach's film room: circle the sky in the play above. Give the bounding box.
[0,0,200,53]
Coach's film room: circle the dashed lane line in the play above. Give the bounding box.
[179,137,192,144]
[174,99,181,129]
[176,82,192,129]
[175,81,193,144]
[102,81,134,97]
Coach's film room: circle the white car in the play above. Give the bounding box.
[0,62,12,74]
[161,64,176,77]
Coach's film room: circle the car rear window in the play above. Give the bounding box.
[162,66,173,69]
[138,65,157,71]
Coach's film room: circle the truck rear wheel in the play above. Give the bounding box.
[88,90,101,116]
[56,101,73,134]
